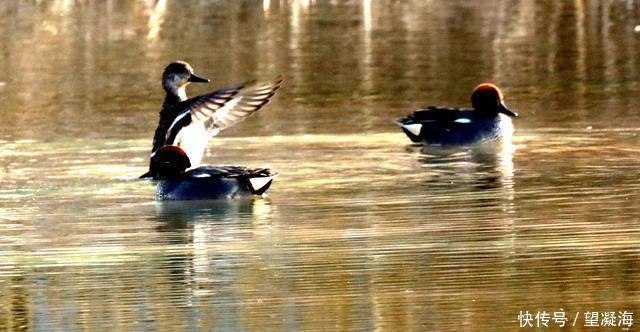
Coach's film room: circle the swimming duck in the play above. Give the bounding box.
[141,61,282,179]
[394,83,517,145]
[153,145,276,200]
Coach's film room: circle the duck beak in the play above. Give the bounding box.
[188,73,209,83]
[499,102,518,117]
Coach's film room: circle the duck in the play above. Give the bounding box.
[153,145,276,200]
[394,83,518,146]
[140,61,282,179]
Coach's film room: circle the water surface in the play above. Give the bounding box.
[1,1,640,331]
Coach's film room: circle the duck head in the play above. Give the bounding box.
[471,83,517,117]
[153,145,192,180]
[162,61,209,100]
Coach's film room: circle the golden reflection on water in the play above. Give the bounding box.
[1,129,639,329]
[1,0,640,139]
[146,0,168,41]
[1,0,640,330]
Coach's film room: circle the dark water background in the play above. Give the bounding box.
[1,0,640,331]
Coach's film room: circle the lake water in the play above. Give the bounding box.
[1,0,640,331]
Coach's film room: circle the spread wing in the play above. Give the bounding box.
[164,77,282,145]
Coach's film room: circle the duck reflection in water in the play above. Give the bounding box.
[152,198,275,330]
[412,140,515,198]
[154,197,272,227]
[153,198,270,280]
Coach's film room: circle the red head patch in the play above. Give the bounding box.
[473,83,503,102]
[157,145,188,158]
[154,145,192,179]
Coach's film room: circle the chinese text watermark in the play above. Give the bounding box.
[517,311,633,328]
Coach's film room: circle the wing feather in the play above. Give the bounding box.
[188,78,282,133]
[162,77,282,157]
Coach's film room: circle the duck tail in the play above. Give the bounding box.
[246,169,278,195]
[393,119,423,143]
